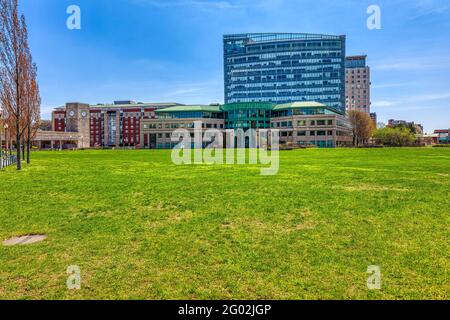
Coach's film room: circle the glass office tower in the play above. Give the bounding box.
[223,33,346,114]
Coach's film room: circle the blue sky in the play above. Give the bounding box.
[20,0,450,132]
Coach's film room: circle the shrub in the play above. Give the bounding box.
[373,127,416,147]
[433,144,450,148]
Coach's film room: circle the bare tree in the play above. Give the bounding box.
[0,0,34,170]
[23,63,41,164]
[0,102,5,157]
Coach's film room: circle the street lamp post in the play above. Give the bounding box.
[1,122,3,153]
[5,123,9,156]
[0,122,3,170]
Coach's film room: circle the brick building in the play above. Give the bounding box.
[345,55,371,114]
[51,101,180,147]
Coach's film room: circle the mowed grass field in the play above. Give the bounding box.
[0,148,449,300]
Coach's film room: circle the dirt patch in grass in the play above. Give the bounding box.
[3,234,47,246]
[333,184,409,192]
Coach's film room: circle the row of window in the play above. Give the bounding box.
[157,112,223,119]
[229,65,342,77]
[346,68,368,74]
[228,98,344,110]
[301,140,336,148]
[228,82,342,90]
[346,80,369,85]
[89,136,140,144]
[230,65,341,77]
[231,52,343,63]
[227,58,343,70]
[226,109,271,118]
[237,52,342,61]
[272,119,334,128]
[90,126,139,131]
[231,72,341,81]
[228,94,342,102]
[231,79,341,88]
[143,122,225,130]
[154,140,339,149]
[244,41,342,52]
[280,130,335,137]
[280,131,351,138]
[229,81,341,90]
[229,70,342,81]
[306,130,333,136]
[231,89,340,96]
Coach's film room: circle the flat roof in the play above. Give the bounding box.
[346,55,367,60]
[156,105,222,113]
[90,102,182,109]
[223,33,345,43]
[273,102,344,115]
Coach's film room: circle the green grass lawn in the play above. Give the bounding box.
[0,148,449,300]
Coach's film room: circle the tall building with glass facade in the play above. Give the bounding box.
[223,33,347,113]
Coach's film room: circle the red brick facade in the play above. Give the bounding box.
[89,110,102,147]
[53,111,66,132]
[51,102,178,148]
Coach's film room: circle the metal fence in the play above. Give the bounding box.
[0,154,17,169]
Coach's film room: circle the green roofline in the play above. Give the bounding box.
[154,101,344,115]
[156,105,222,113]
[222,102,274,111]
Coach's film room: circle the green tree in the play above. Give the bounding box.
[373,127,416,146]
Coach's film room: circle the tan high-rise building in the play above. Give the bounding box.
[345,56,371,114]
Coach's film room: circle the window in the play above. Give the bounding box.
[317,131,326,136]
[310,120,316,126]
[310,131,316,136]
[297,131,306,136]
[298,120,306,126]
[317,120,326,126]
